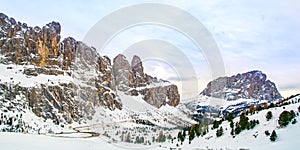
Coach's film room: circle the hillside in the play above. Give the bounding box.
[0,95,299,149]
[172,95,300,149]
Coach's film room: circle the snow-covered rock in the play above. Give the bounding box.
[201,70,282,101]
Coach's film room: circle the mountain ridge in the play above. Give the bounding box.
[200,70,282,101]
[0,12,180,131]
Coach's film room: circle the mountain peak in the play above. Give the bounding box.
[112,54,180,108]
[201,70,282,101]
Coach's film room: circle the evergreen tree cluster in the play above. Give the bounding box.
[278,110,296,127]
[134,136,145,144]
[177,122,209,144]
[0,113,25,132]
[230,113,259,136]
[212,120,222,129]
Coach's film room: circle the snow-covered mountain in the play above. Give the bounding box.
[201,70,282,101]
[0,12,185,134]
[185,71,284,121]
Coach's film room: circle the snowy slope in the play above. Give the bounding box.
[168,95,300,149]
[0,64,73,87]
[0,132,127,150]
[1,99,298,150]
[185,95,282,120]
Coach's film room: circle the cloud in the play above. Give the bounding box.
[1,0,300,97]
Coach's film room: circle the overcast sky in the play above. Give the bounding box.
[1,0,300,98]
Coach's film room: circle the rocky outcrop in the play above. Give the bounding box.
[0,13,61,66]
[112,54,132,91]
[112,54,180,108]
[131,55,147,87]
[139,85,180,108]
[0,13,122,125]
[200,70,282,101]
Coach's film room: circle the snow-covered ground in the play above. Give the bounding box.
[0,63,73,87]
[187,95,270,111]
[169,96,300,149]
[1,104,298,150]
[0,132,126,150]
[1,96,299,150]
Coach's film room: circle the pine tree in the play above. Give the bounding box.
[167,134,172,140]
[216,126,223,137]
[125,132,131,143]
[230,121,234,129]
[195,123,201,137]
[239,113,249,130]
[157,131,166,142]
[266,111,273,121]
[270,130,277,142]
[177,131,182,141]
[140,136,144,143]
[135,136,140,144]
[227,113,234,122]
[178,131,185,142]
[189,128,195,142]
[235,125,241,135]
[212,120,221,129]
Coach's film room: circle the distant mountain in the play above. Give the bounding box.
[200,70,282,101]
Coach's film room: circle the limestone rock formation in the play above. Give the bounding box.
[0,13,122,125]
[0,12,180,129]
[200,70,282,101]
[112,54,180,108]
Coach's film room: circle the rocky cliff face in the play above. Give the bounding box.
[0,13,122,126]
[200,70,282,101]
[0,12,180,129]
[112,54,180,108]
